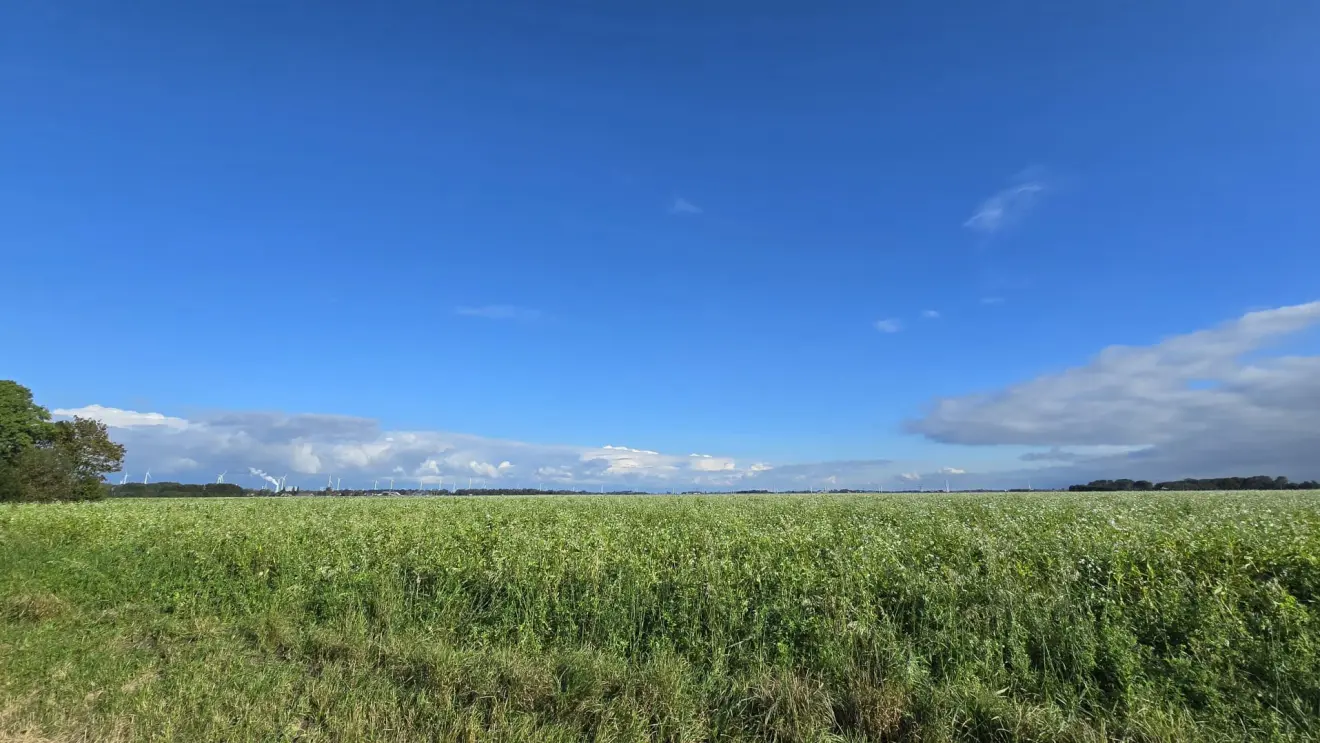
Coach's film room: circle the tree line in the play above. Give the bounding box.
[114,484,661,497]
[1069,476,1320,492]
[112,482,247,498]
[1,381,124,502]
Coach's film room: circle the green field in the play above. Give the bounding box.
[2,493,1318,742]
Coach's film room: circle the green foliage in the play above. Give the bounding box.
[0,379,54,464]
[51,416,124,487]
[0,381,124,502]
[3,492,1320,741]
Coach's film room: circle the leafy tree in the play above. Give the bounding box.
[8,446,78,502]
[0,380,55,464]
[0,381,124,502]
[0,460,20,502]
[51,417,124,494]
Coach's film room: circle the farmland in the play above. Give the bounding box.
[2,493,1318,742]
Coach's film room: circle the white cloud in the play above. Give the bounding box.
[690,455,736,472]
[580,445,708,479]
[938,467,966,475]
[64,405,914,491]
[907,300,1320,482]
[54,405,189,430]
[669,197,702,215]
[468,460,513,479]
[898,472,921,481]
[604,445,660,455]
[454,305,543,321]
[874,318,903,333]
[922,310,941,319]
[290,443,322,474]
[964,179,1045,234]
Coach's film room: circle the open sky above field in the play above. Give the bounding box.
[3,1,1319,490]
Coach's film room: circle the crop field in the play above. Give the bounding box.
[2,493,1318,742]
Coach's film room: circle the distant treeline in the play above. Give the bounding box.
[112,482,248,498]
[110,483,659,498]
[1069,476,1319,492]
[109,478,1320,499]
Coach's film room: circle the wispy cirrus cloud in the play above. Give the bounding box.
[921,310,941,319]
[874,318,903,333]
[669,197,702,215]
[964,175,1047,235]
[454,305,543,321]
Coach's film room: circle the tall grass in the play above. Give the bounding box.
[2,493,1318,741]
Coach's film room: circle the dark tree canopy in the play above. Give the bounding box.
[114,482,244,498]
[1069,476,1319,492]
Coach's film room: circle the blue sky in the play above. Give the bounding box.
[3,1,1319,489]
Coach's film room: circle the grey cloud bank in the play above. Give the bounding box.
[907,301,1320,483]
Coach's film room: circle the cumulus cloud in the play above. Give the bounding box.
[922,310,941,319]
[898,472,921,481]
[907,301,1320,482]
[689,454,736,472]
[468,460,513,479]
[62,405,785,489]
[964,179,1045,234]
[669,197,702,215]
[454,305,543,321]
[938,467,966,475]
[874,318,903,333]
[55,404,917,490]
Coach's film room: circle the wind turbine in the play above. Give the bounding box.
[373,479,379,490]
[216,471,227,484]
[336,477,341,490]
[143,470,151,485]
[326,475,334,490]
[278,474,287,493]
